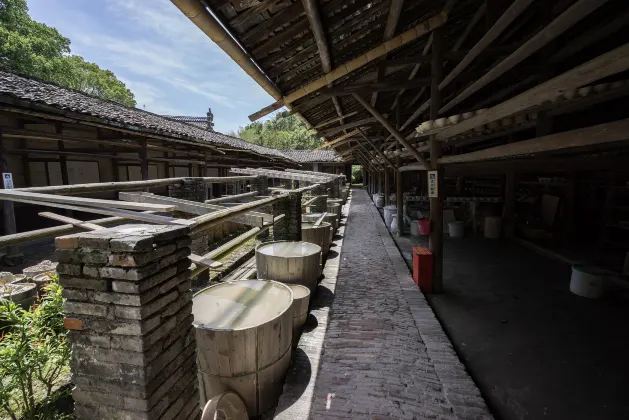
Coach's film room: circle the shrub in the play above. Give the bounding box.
[0,276,71,420]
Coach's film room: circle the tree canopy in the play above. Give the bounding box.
[235,111,322,150]
[0,0,136,107]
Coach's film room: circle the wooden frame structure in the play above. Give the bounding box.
[176,0,629,291]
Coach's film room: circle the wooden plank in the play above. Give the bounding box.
[189,254,223,269]
[231,167,331,182]
[440,0,534,90]
[16,178,185,195]
[38,212,103,230]
[313,212,327,227]
[0,189,176,212]
[436,41,629,141]
[302,0,332,72]
[118,192,269,226]
[204,191,258,204]
[3,197,190,225]
[191,195,283,233]
[438,118,629,164]
[353,94,429,169]
[440,0,609,113]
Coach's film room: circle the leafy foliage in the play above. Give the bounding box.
[0,277,71,420]
[235,111,322,150]
[0,0,136,107]
[351,165,363,184]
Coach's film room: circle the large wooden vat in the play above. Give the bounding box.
[302,222,332,258]
[303,212,338,232]
[286,284,310,349]
[326,202,342,221]
[256,241,321,293]
[193,280,293,417]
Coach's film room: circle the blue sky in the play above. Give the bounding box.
[27,0,279,134]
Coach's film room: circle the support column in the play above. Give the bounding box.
[396,152,403,234]
[0,128,23,264]
[429,27,445,293]
[56,224,198,420]
[272,192,302,241]
[250,175,269,196]
[140,138,148,181]
[384,168,390,206]
[309,183,328,214]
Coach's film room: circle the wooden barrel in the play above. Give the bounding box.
[193,280,294,417]
[326,202,342,221]
[303,212,338,232]
[256,241,321,293]
[286,284,310,349]
[302,222,332,258]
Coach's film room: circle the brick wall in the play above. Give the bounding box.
[272,192,302,241]
[56,224,199,420]
[250,175,268,195]
[167,178,207,203]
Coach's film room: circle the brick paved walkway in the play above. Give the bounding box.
[276,189,492,420]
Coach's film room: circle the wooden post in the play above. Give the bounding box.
[140,138,148,180]
[55,124,69,185]
[0,128,22,261]
[384,167,390,206]
[396,106,403,234]
[429,26,444,293]
[503,171,515,237]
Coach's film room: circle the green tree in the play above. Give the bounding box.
[0,0,136,107]
[237,111,322,150]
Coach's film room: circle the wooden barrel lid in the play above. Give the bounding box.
[257,241,320,258]
[193,280,293,330]
[201,392,249,420]
[288,284,310,300]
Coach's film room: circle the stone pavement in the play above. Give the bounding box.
[276,189,492,420]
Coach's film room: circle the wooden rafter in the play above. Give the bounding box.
[357,128,397,171]
[302,0,332,73]
[440,0,609,114]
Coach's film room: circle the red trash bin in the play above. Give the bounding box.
[418,219,431,236]
[412,246,433,293]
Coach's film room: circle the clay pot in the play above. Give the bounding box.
[448,115,461,124]
[563,88,578,100]
[593,83,608,94]
[462,112,475,120]
[434,118,448,128]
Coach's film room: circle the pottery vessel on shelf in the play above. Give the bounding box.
[578,86,592,97]
[435,118,448,128]
[563,88,577,100]
[462,112,474,120]
[448,115,461,125]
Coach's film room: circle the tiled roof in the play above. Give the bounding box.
[164,116,209,131]
[0,71,292,161]
[281,149,343,163]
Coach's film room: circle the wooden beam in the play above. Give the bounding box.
[357,128,397,171]
[17,178,185,195]
[353,94,429,169]
[0,189,176,212]
[439,118,629,164]
[436,41,629,141]
[320,78,432,96]
[439,0,534,90]
[119,192,269,226]
[440,0,609,114]
[313,111,359,129]
[302,0,332,72]
[314,129,360,150]
[191,195,283,233]
[248,12,448,121]
[204,191,258,204]
[318,117,377,136]
[38,212,103,230]
[374,0,405,106]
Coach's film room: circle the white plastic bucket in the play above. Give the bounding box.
[448,221,465,238]
[410,220,420,237]
[570,265,607,299]
[484,216,502,239]
[375,195,385,208]
[384,206,396,227]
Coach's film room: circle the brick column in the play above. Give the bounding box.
[250,175,268,195]
[168,177,207,202]
[272,192,302,241]
[56,224,199,420]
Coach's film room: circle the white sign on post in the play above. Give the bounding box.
[427,170,438,198]
[2,173,14,189]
